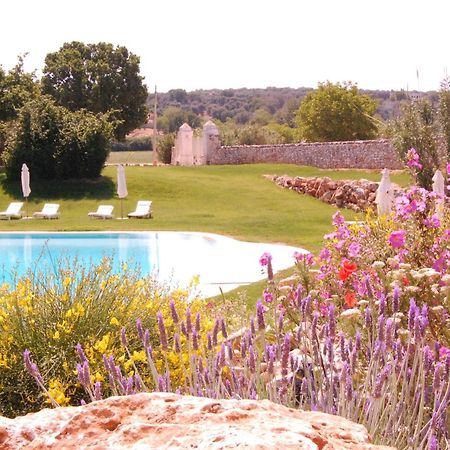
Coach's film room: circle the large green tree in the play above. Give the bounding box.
[3,96,113,180]
[41,42,148,140]
[296,81,378,142]
[0,56,39,123]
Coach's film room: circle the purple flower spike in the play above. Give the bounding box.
[185,307,192,334]
[432,363,442,392]
[195,312,201,332]
[392,285,400,313]
[192,329,199,351]
[75,343,88,364]
[256,301,266,331]
[248,345,256,374]
[174,333,181,353]
[94,381,103,401]
[328,304,336,338]
[169,299,179,324]
[220,317,228,339]
[136,318,144,341]
[281,333,291,376]
[120,327,128,348]
[428,435,438,450]
[157,311,168,351]
[408,299,417,332]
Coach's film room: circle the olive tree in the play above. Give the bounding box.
[295,81,378,142]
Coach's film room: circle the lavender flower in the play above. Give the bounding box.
[157,311,168,351]
[212,318,220,345]
[195,312,201,332]
[220,317,228,339]
[248,345,256,374]
[169,299,179,324]
[174,333,181,353]
[328,304,336,338]
[120,327,128,348]
[185,307,192,334]
[192,329,199,351]
[23,350,44,385]
[136,318,144,341]
[392,284,400,313]
[256,300,266,331]
[281,333,291,376]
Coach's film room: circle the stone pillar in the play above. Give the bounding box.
[173,123,194,165]
[202,120,220,164]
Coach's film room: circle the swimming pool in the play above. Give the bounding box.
[0,232,306,297]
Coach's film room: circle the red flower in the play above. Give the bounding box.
[339,261,358,281]
[345,291,357,308]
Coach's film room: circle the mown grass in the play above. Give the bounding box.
[0,163,409,253]
[106,150,154,165]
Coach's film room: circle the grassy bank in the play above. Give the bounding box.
[0,164,408,253]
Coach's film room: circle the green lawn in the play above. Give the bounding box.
[106,151,154,165]
[0,163,408,253]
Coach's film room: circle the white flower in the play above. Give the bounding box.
[340,309,362,320]
[372,261,385,270]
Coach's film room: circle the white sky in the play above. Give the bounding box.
[1,0,450,93]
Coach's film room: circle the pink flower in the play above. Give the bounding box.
[259,252,272,267]
[332,211,345,226]
[389,230,406,248]
[447,163,450,175]
[263,289,273,303]
[406,148,422,170]
[348,242,361,258]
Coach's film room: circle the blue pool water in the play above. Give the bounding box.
[0,232,306,296]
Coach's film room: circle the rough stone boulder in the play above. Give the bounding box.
[0,392,396,449]
[266,174,403,213]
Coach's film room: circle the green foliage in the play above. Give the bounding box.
[0,257,204,416]
[156,132,175,164]
[111,135,153,152]
[386,100,441,189]
[439,77,450,161]
[0,57,39,123]
[157,106,201,133]
[295,81,378,142]
[41,42,148,140]
[3,96,113,180]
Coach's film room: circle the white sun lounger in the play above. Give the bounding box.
[128,201,152,219]
[33,203,60,219]
[0,202,24,220]
[88,204,114,219]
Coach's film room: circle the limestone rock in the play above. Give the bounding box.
[0,392,396,449]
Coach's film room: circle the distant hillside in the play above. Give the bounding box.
[148,87,439,126]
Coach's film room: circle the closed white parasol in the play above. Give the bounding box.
[432,169,445,220]
[375,168,394,216]
[21,163,31,217]
[117,164,128,219]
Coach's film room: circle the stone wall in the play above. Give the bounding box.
[209,139,403,170]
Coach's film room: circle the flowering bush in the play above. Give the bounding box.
[0,258,207,417]
[24,182,450,448]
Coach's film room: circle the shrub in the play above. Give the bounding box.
[0,257,206,417]
[2,96,113,180]
[111,135,153,152]
[157,133,175,164]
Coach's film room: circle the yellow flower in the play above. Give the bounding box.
[48,379,70,406]
[110,317,120,326]
[53,330,60,340]
[94,333,111,354]
[63,277,72,288]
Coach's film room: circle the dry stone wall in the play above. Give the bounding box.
[209,139,402,170]
[268,174,401,212]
